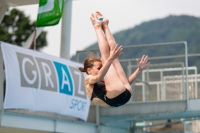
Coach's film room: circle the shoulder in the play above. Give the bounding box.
[85,75,99,85]
[85,75,93,84]
[85,75,93,81]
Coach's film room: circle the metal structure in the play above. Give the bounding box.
[60,0,72,59]
[1,0,200,132]
[76,41,200,133]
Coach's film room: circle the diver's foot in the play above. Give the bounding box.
[90,14,102,29]
[95,11,109,26]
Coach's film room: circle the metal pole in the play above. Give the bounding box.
[96,105,100,125]
[54,119,57,132]
[142,71,145,101]
[127,61,132,77]
[184,42,189,110]
[160,71,164,100]
[23,27,44,49]
[96,105,100,133]
[157,83,160,101]
[34,29,37,50]
[60,0,72,59]
[146,66,149,101]
[181,63,184,99]
[195,67,198,98]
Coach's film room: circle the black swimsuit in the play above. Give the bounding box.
[90,81,131,107]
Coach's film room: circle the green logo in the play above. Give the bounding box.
[104,95,106,101]
[36,0,64,27]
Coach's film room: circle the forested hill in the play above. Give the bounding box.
[71,15,200,72]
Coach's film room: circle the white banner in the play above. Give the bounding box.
[1,42,90,121]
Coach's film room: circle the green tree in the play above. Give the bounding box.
[1,8,48,99]
[0,8,47,50]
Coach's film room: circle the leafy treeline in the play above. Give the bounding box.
[0,8,47,50]
[72,15,200,73]
[1,8,48,98]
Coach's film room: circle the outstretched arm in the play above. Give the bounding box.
[128,55,150,84]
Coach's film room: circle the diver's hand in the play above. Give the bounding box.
[108,44,123,61]
[136,55,150,70]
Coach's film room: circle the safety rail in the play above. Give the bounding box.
[76,41,190,103]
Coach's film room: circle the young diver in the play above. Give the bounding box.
[79,11,150,107]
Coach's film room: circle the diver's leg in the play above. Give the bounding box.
[95,11,132,92]
[90,14,128,98]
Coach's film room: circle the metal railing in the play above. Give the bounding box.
[76,41,190,103]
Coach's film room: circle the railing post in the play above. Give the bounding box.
[194,67,198,98]
[184,42,189,110]
[142,71,145,101]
